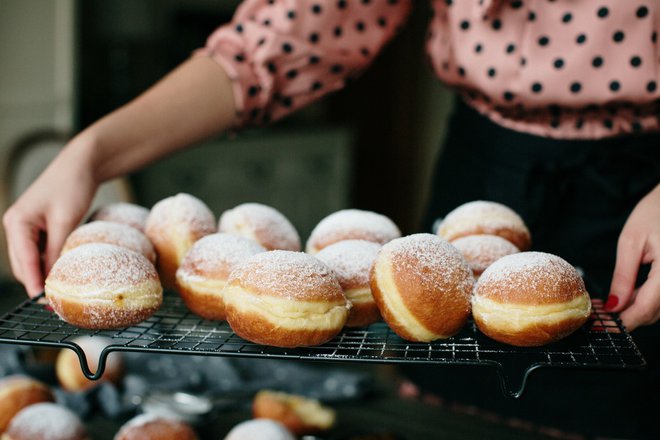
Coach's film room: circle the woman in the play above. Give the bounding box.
[3,1,659,436]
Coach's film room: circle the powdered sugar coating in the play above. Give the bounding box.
[219,203,301,251]
[89,202,150,232]
[315,240,381,290]
[476,252,586,304]
[48,243,159,289]
[63,221,156,263]
[178,233,266,279]
[384,234,474,298]
[451,235,520,277]
[224,419,295,440]
[145,193,216,241]
[306,209,401,253]
[438,201,531,250]
[228,251,345,302]
[6,403,88,440]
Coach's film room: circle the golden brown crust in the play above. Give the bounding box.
[152,243,182,290]
[345,301,380,327]
[226,306,342,348]
[0,377,54,432]
[370,273,423,341]
[47,295,161,330]
[175,280,226,321]
[473,314,589,346]
[252,391,335,436]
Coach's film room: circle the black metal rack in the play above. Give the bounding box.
[0,293,646,398]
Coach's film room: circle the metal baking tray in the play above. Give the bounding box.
[0,292,646,398]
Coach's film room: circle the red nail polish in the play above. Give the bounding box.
[605,295,619,311]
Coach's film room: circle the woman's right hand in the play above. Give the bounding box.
[3,137,98,297]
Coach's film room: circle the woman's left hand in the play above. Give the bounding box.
[606,183,660,331]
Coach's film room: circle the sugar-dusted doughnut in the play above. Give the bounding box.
[56,336,123,392]
[252,390,336,436]
[0,376,54,433]
[472,252,592,346]
[3,403,89,440]
[306,209,401,254]
[315,240,382,327]
[62,221,156,264]
[451,234,520,279]
[218,203,301,251]
[45,243,163,329]
[224,251,351,347]
[370,234,474,342]
[437,201,531,251]
[175,233,266,320]
[88,202,150,233]
[114,414,198,440]
[145,193,216,289]
[224,419,295,440]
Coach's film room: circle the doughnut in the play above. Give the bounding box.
[114,414,198,440]
[88,202,150,233]
[61,221,156,264]
[315,240,382,327]
[219,203,301,251]
[3,403,89,440]
[224,419,295,440]
[56,336,123,391]
[45,243,163,329]
[175,233,266,320]
[451,234,520,279]
[472,252,592,346]
[252,390,336,436]
[145,193,216,289]
[437,201,531,251]
[306,209,401,254]
[224,251,351,347]
[0,376,54,433]
[370,234,474,342]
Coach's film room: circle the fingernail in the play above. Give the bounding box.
[605,295,619,311]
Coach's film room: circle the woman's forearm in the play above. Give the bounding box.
[70,56,237,184]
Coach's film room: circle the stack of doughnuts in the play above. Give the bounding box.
[175,233,266,320]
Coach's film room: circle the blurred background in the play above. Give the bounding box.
[0,0,455,277]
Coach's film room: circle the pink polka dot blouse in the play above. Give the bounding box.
[199,0,659,139]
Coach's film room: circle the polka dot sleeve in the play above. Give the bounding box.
[200,0,412,127]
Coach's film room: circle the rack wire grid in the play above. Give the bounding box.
[0,293,646,398]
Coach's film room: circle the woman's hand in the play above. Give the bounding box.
[607,183,660,331]
[3,137,98,297]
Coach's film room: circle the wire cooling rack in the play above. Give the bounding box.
[0,293,646,398]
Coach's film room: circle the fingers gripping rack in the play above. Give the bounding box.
[0,293,646,398]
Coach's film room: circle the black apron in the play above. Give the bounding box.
[406,98,660,439]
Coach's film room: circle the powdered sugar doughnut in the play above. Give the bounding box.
[0,376,54,433]
[45,244,163,329]
[175,233,266,320]
[62,221,156,264]
[252,390,336,436]
[306,209,401,254]
[89,202,150,233]
[3,403,89,440]
[315,240,382,327]
[473,252,591,346]
[145,193,216,289]
[451,235,520,279]
[224,419,295,440]
[437,201,531,251]
[114,414,198,440]
[370,234,474,342]
[56,336,124,391]
[224,251,351,347]
[219,203,301,251]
